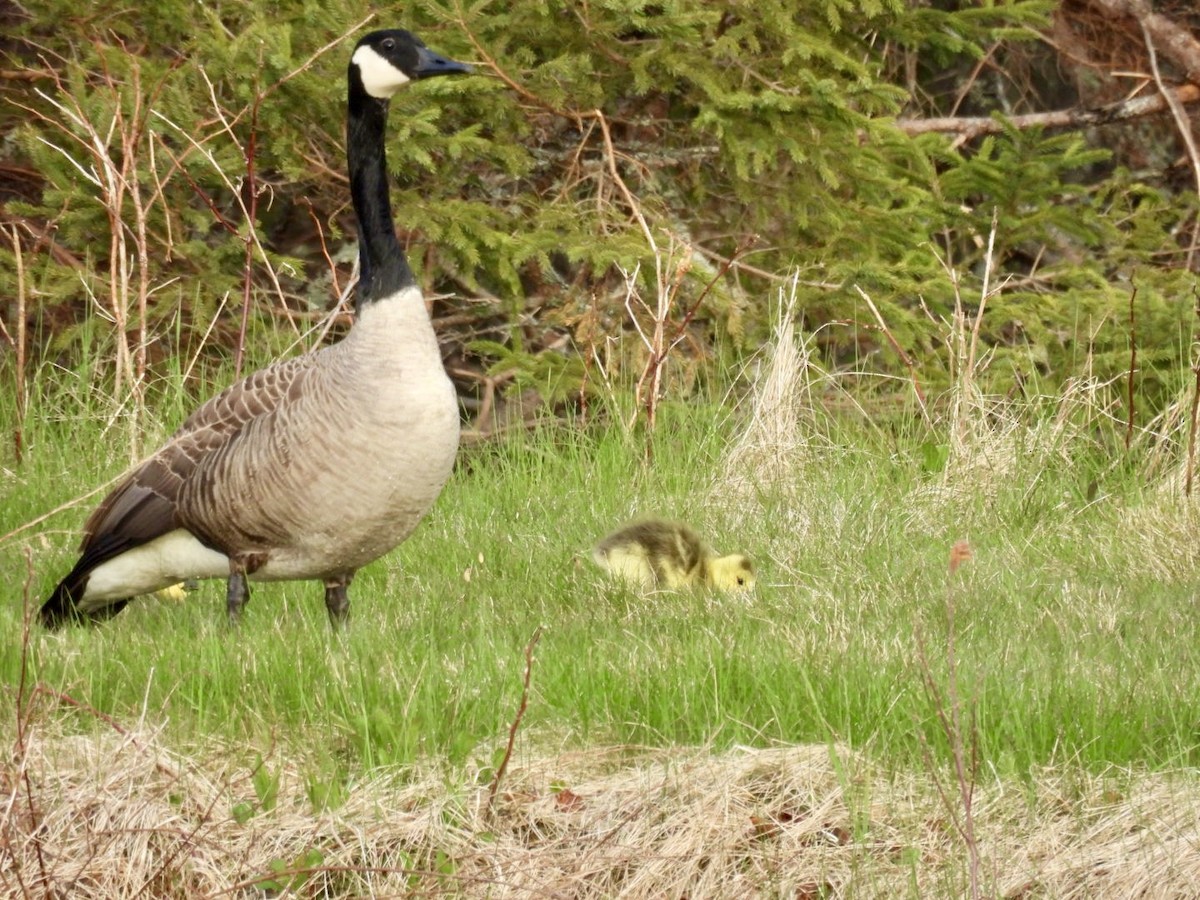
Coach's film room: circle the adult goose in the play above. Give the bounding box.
[40,29,471,628]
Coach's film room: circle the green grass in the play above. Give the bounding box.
[4,361,1200,786]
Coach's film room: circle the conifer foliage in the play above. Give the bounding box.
[1,0,1198,428]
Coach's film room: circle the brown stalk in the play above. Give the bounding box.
[6,225,28,462]
[854,284,930,425]
[25,42,175,456]
[1186,285,1200,496]
[235,66,263,380]
[487,626,544,819]
[1125,278,1139,452]
[10,549,49,895]
[1138,20,1200,272]
[301,197,342,302]
[897,83,1200,139]
[913,540,983,900]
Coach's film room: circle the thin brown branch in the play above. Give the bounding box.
[8,225,28,463]
[667,236,756,355]
[301,198,342,302]
[1126,278,1139,451]
[1084,0,1200,84]
[1139,20,1200,271]
[896,83,1200,138]
[13,549,49,894]
[235,55,264,380]
[487,626,545,819]
[854,285,930,423]
[1186,285,1200,497]
[259,15,376,101]
[913,540,982,900]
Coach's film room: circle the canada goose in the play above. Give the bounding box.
[39,29,472,629]
[592,519,755,592]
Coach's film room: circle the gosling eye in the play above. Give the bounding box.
[736,577,745,586]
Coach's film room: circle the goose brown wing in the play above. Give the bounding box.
[77,354,320,565]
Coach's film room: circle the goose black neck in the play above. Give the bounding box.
[347,80,416,311]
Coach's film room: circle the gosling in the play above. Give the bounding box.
[592,519,755,592]
[152,579,200,603]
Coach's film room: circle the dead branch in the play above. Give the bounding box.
[1138,16,1200,270]
[1084,0,1200,85]
[896,83,1200,138]
[1126,278,1138,451]
[487,626,544,819]
[1186,284,1200,497]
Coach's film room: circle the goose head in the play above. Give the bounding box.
[709,554,756,591]
[351,29,473,100]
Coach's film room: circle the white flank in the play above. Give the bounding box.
[352,44,411,98]
[81,529,230,608]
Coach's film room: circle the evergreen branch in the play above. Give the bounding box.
[259,15,377,102]
[452,2,576,121]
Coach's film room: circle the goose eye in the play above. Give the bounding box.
[382,38,396,51]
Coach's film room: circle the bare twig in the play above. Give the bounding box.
[11,549,49,895]
[235,56,264,379]
[1126,277,1139,451]
[666,236,756,357]
[1139,20,1200,271]
[301,197,342,301]
[914,540,982,900]
[7,225,28,463]
[966,209,999,379]
[1084,0,1200,84]
[854,284,930,424]
[1186,286,1200,496]
[896,83,1200,138]
[487,626,545,818]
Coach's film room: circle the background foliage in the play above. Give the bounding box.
[1,0,1198,438]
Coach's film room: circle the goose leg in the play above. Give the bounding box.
[324,574,353,627]
[227,570,250,625]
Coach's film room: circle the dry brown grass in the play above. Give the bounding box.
[716,274,816,518]
[5,723,1200,898]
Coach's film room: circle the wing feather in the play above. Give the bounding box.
[41,353,322,627]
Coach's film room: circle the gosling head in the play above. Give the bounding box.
[351,29,473,100]
[709,554,756,591]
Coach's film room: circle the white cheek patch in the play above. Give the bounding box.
[352,44,411,98]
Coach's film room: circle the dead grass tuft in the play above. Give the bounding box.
[716,274,814,514]
[6,724,1200,898]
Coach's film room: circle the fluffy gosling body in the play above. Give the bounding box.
[592,519,755,592]
[151,579,199,603]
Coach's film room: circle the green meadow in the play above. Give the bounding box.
[8,327,1200,895]
[6,336,1200,778]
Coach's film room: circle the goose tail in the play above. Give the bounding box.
[39,567,88,629]
[39,565,131,628]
